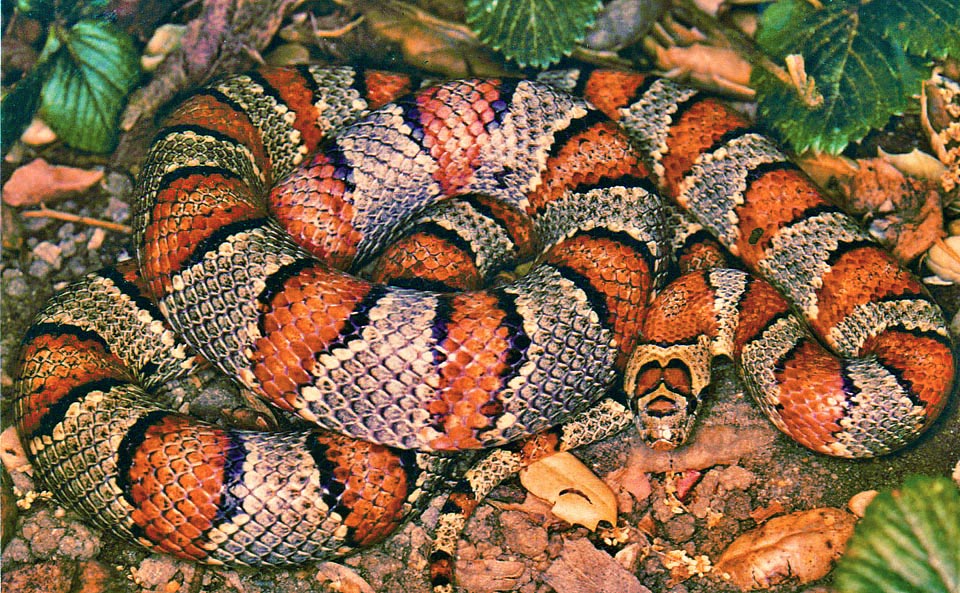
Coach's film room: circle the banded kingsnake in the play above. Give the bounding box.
[12,66,955,587]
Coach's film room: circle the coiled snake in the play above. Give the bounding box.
[13,66,955,586]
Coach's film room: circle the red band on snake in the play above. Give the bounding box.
[13,66,955,579]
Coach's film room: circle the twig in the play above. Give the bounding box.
[21,206,132,234]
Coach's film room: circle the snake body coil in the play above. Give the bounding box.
[13,67,955,571]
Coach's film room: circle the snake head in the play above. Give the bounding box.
[623,335,713,450]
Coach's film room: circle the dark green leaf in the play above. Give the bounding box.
[39,20,140,153]
[753,0,928,153]
[834,476,960,593]
[873,0,960,59]
[466,0,603,68]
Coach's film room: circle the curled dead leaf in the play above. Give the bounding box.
[715,507,856,591]
[926,236,960,283]
[878,147,946,183]
[519,451,617,531]
[3,159,104,208]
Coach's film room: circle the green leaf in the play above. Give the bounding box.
[834,476,960,593]
[874,0,960,59]
[39,20,140,153]
[466,0,603,68]
[753,0,928,154]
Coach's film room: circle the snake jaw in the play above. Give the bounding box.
[624,337,713,450]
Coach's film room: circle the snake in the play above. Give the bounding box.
[12,66,956,587]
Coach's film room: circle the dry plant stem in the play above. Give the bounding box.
[21,206,132,234]
[671,0,795,90]
[313,14,365,38]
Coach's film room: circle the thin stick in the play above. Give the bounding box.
[21,206,132,234]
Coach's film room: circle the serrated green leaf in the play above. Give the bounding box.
[872,0,960,59]
[753,0,928,154]
[39,19,139,153]
[834,476,960,593]
[466,0,602,68]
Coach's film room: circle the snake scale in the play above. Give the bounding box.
[12,66,956,587]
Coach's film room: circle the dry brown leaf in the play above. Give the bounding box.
[795,152,859,191]
[798,154,945,262]
[2,159,104,208]
[878,147,947,183]
[714,507,856,591]
[359,0,509,79]
[519,451,617,531]
[926,236,960,283]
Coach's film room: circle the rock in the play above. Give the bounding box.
[501,510,549,558]
[663,513,697,543]
[1,559,77,593]
[75,561,115,593]
[543,537,651,593]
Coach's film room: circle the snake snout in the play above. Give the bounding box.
[623,337,714,450]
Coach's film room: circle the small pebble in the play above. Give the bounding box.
[104,196,130,223]
[3,269,28,298]
[27,259,51,279]
[56,223,77,241]
[33,241,62,268]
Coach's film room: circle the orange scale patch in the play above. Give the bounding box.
[143,173,262,297]
[660,98,751,198]
[428,292,513,450]
[363,71,414,109]
[127,415,228,561]
[731,279,790,356]
[259,67,327,156]
[251,266,373,410]
[470,194,540,261]
[369,233,482,291]
[583,70,650,119]
[166,95,267,171]
[734,168,827,266]
[677,238,728,273]
[643,271,721,344]
[269,152,362,268]
[544,234,653,366]
[15,334,130,437]
[416,81,500,196]
[772,339,846,454]
[863,329,955,413]
[313,432,410,547]
[533,122,645,211]
[811,247,923,340]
